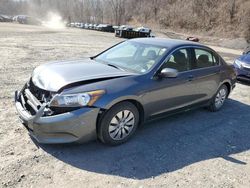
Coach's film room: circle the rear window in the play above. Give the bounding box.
[194,49,219,69]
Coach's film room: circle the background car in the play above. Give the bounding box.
[0,14,12,22]
[233,50,250,82]
[13,15,41,25]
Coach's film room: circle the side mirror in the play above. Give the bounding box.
[159,68,178,78]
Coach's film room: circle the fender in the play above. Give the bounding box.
[218,79,234,97]
[99,95,144,110]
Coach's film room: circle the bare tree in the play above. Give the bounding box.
[229,0,236,23]
[109,0,126,25]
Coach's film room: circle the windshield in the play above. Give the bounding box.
[95,41,168,74]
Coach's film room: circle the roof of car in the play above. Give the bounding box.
[130,38,208,50]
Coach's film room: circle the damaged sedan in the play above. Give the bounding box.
[15,38,236,145]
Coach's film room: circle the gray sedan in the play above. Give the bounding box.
[15,38,236,145]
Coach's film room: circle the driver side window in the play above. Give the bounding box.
[161,48,190,72]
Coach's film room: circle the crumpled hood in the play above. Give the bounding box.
[32,58,135,92]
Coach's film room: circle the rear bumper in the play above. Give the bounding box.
[15,90,99,144]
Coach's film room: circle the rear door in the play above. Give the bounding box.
[188,47,222,102]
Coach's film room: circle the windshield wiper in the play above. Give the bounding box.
[107,63,125,71]
[94,58,126,71]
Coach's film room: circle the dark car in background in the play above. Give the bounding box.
[233,49,250,82]
[15,38,236,145]
[96,24,114,32]
[13,15,41,25]
[0,14,12,22]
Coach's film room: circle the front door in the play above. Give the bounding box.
[143,48,199,117]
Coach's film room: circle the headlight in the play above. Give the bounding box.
[234,59,243,69]
[50,90,105,107]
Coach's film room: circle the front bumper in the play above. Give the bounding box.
[233,66,250,82]
[15,90,100,144]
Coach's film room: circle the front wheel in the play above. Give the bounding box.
[208,84,228,112]
[98,102,139,145]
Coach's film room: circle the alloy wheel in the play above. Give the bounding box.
[215,88,227,109]
[108,110,135,140]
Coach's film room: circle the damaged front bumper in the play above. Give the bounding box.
[14,88,100,144]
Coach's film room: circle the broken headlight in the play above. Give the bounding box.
[50,90,105,107]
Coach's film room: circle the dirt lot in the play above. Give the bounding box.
[0,23,250,188]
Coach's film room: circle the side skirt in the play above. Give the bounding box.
[145,99,211,123]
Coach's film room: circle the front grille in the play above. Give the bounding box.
[19,89,37,115]
[28,80,53,103]
[18,80,54,116]
[50,106,81,114]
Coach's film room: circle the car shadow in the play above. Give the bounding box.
[39,98,250,180]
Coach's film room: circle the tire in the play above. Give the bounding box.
[208,84,228,112]
[97,102,139,145]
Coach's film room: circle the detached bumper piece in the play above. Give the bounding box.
[14,84,99,144]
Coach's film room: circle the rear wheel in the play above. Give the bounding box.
[98,102,139,145]
[208,84,228,112]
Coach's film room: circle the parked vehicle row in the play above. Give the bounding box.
[68,22,115,32]
[0,14,42,25]
[68,22,154,39]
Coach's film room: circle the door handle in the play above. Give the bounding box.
[187,75,194,81]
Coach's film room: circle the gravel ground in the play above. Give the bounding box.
[0,23,250,188]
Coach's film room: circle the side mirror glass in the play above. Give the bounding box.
[159,68,178,78]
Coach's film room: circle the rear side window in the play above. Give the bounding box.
[194,49,219,69]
